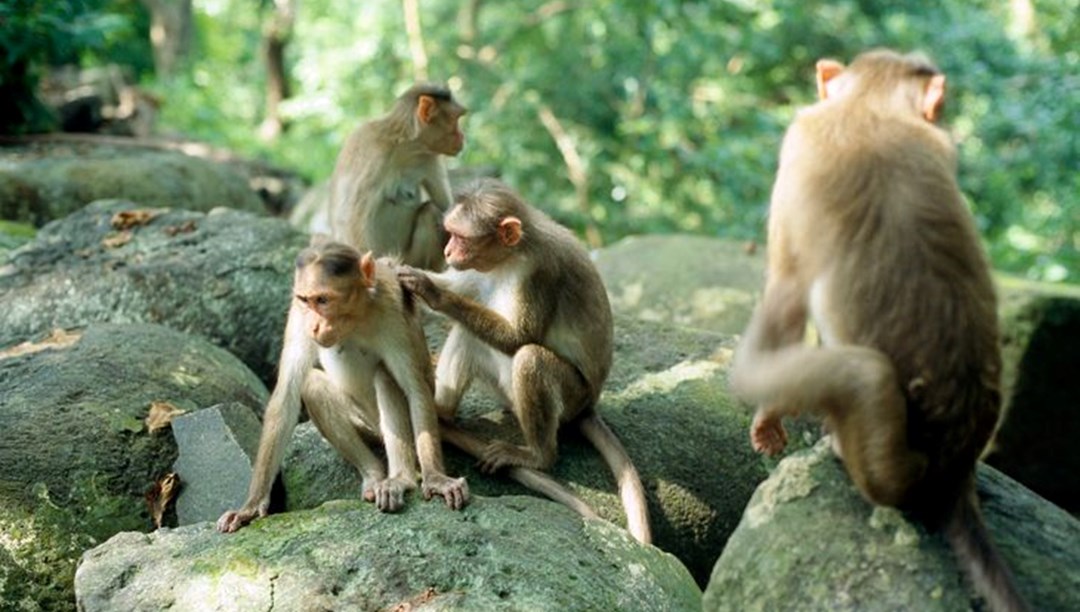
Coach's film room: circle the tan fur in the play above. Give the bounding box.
[217,240,467,533]
[329,83,466,270]
[730,49,1026,611]
[398,179,651,544]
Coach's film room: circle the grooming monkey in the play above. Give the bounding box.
[217,240,468,533]
[398,178,651,544]
[730,50,1027,611]
[329,83,466,270]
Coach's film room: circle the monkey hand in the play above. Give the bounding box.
[363,475,415,513]
[397,266,445,310]
[422,473,469,510]
[750,409,789,456]
[216,503,266,533]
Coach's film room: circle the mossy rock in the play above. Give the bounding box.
[0,200,309,383]
[989,275,1080,513]
[0,142,264,226]
[0,323,268,612]
[76,496,701,611]
[595,234,765,334]
[703,440,1080,611]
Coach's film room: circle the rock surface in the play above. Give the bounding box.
[0,141,265,226]
[989,276,1080,513]
[75,496,702,611]
[702,440,1080,611]
[595,234,764,334]
[172,403,265,526]
[0,323,268,611]
[0,199,309,382]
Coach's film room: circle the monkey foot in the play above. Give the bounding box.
[216,507,262,533]
[422,473,470,510]
[477,441,548,474]
[750,411,788,456]
[363,476,414,513]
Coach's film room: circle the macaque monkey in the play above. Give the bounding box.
[329,83,466,270]
[398,179,651,544]
[730,50,1027,611]
[217,240,468,533]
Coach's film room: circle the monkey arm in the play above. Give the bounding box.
[219,309,316,532]
[421,161,453,211]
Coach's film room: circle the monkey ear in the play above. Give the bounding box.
[417,95,438,125]
[497,217,523,247]
[815,59,845,100]
[359,251,377,288]
[922,74,946,123]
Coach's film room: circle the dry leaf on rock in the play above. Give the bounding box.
[145,472,180,529]
[164,220,198,236]
[145,401,186,434]
[0,328,81,360]
[111,209,161,230]
[102,230,133,249]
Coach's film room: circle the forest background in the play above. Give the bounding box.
[2,0,1077,283]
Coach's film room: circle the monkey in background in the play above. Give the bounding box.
[329,83,466,270]
[398,178,651,544]
[729,49,1027,611]
[217,239,468,533]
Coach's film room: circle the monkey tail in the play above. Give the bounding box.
[944,489,1029,612]
[439,424,601,521]
[579,414,652,545]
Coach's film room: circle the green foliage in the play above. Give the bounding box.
[8,0,1079,281]
[0,0,146,133]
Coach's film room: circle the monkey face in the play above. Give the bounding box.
[294,266,364,348]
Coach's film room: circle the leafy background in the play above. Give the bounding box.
[2,0,1077,282]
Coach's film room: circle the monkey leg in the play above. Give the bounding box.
[371,368,422,512]
[830,352,929,508]
[302,369,397,509]
[405,202,448,270]
[750,407,789,456]
[478,344,589,473]
[433,326,480,421]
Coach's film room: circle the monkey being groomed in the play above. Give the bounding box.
[398,178,651,544]
[329,82,467,270]
[730,49,1028,611]
[217,239,468,533]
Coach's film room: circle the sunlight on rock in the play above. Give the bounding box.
[746,444,823,528]
[609,359,724,402]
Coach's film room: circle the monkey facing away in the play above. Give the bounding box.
[729,49,1027,611]
[398,178,651,544]
[329,82,466,270]
[217,240,468,533]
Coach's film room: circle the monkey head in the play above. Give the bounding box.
[815,49,946,123]
[416,92,467,157]
[442,208,522,272]
[293,244,377,347]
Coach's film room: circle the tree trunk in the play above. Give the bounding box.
[259,0,296,140]
[402,0,429,82]
[140,0,193,78]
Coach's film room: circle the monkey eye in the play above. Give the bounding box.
[313,295,330,307]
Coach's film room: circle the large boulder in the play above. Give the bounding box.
[595,234,764,334]
[988,276,1080,513]
[703,440,1080,611]
[0,199,309,382]
[0,323,267,612]
[75,496,702,611]
[0,140,265,226]
[280,314,819,585]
